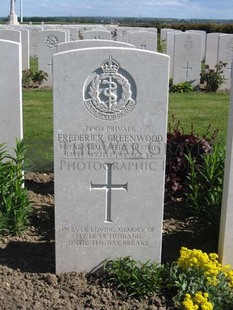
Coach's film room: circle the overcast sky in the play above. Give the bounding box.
[1,0,233,20]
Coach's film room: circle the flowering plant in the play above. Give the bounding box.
[165,247,233,309]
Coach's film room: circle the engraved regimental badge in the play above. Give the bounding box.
[83,56,136,120]
[184,35,193,51]
[45,35,58,48]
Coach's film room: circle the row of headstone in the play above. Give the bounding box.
[164,30,233,90]
[1,24,233,90]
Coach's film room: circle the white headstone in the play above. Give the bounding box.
[56,40,135,53]
[173,32,202,87]
[62,27,79,41]
[83,30,111,40]
[0,40,22,152]
[217,34,233,90]
[0,29,21,42]
[219,63,233,265]
[160,28,174,44]
[28,27,42,58]
[127,31,157,51]
[186,30,206,62]
[117,27,135,42]
[38,30,67,87]
[16,28,30,70]
[53,47,169,273]
[166,30,182,78]
[205,33,223,69]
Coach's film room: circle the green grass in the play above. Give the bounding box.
[23,89,53,171]
[22,90,230,171]
[168,92,230,145]
[30,57,38,72]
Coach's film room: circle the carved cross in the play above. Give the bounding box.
[90,163,128,223]
[182,62,192,78]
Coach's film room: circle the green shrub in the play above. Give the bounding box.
[200,62,227,92]
[0,141,31,235]
[157,34,166,53]
[169,81,193,93]
[166,117,217,199]
[104,256,162,298]
[22,69,48,89]
[186,145,225,232]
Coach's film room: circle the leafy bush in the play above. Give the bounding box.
[22,69,48,89]
[157,35,166,53]
[200,62,227,92]
[104,256,162,298]
[169,81,193,93]
[165,117,217,199]
[186,145,225,231]
[0,141,31,235]
[163,247,233,309]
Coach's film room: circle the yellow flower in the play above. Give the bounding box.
[183,292,213,310]
[177,247,233,287]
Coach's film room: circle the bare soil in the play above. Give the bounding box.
[0,172,218,310]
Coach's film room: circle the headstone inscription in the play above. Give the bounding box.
[53,47,169,273]
[0,39,22,152]
[173,32,202,87]
[218,63,233,266]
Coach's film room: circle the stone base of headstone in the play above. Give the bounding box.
[7,14,19,25]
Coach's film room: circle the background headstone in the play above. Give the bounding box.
[53,47,169,273]
[217,34,233,90]
[186,30,206,62]
[38,30,68,87]
[56,40,135,53]
[205,33,223,69]
[83,30,111,40]
[16,28,30,70]
[0,40,22,153]
[166,30,182,78]
[127,31,157,51]
[173,32,202,87]
[28,27,42,58]
[0,29,21,42]
[219,63,233,266]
